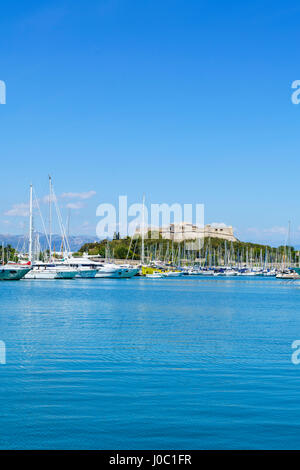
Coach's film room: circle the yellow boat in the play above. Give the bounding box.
[141,265,181,276]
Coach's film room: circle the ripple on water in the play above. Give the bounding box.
[0,277,300,449]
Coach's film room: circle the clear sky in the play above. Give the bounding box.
[1,0,300,245]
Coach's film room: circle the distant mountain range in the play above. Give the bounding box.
[0,233,97,252]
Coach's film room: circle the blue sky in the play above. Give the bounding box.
[1,0,300,245]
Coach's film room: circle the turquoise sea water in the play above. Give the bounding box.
[0,276,300,449]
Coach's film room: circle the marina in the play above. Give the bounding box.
[2,247,299,281]
[2,255,300,281]
[1,181,299,282]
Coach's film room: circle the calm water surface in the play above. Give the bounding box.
[0,276,300,449]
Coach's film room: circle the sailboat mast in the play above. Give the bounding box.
[141,194,145,264]
[67,209,71,238]
[288,220,291,266]
[29,184,33,262]
[49,175,52,262]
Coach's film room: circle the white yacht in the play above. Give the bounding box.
[118,264,140,278]
[224,269,237,276]
[95,262,139,278]
[263,269,277,277]
[240,270,256,276]
[0,262,32,281]
[187,269,202,275]
[145,271,164,278]
[25,263,77,279]
[62,256,139,279]
[163,270,182,277]
[61,257,98,278]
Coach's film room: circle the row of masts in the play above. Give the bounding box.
[28,178,51,263]
[133,239,298,268]
[28,176,71,263]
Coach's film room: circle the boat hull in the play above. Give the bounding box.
[25,269,77,279]
[118,268,139,278]
[0,267,31,280]
[145,273,164,278]
[55,271,77,279]
[25,270,57,279]
[76,269,98,278]
[95,267,139,278]
[95,269,125,278]
[163,272,182,277]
